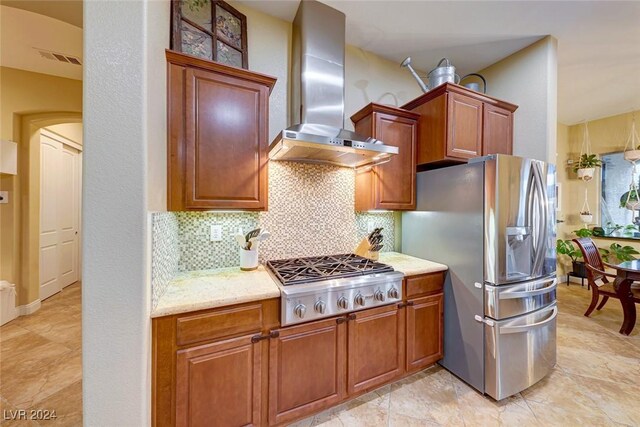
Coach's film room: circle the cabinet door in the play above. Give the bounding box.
[483,104,513,155]
[347,304,404,394]
[175,334,261,427]
[406,294,444,372]
[374,113,417,210]
[269,318,346,425]
[446,92,483,160]
[184,68,268,210]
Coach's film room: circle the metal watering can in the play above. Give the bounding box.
[401,57,459,92]
[401,57,487,94]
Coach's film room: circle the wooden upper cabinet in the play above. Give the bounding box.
[166,50,276,210]
[351,103,419,211]
[482,104,513,156]
[347,304,405,394]
[175,334,262,427]
[268,318,346,425]
[447,92,483,159]
[402,83,517,169]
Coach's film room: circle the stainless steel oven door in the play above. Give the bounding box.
[484,302,557,400]
[484,276,557,320]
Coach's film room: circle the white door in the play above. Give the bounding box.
[40,131,81,300]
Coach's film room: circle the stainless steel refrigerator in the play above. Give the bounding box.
[402,154,557,400]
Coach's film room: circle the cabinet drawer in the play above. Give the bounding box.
[176,304,264,346]
[405,272,444,298]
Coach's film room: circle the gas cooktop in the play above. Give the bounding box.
[267,254,403,326]
[266,253,394,286]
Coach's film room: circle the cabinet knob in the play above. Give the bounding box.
[337,297,349,310]
[354,293,366,307]
[388,287,399,299]
[314,300,326,314]
[294,304,307,318]
[374,290,386,302]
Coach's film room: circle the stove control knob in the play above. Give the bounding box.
[337,297,349,310]
[294,304,307,318]
[314,300,326,314]
[374,290,385,302]
[388,287,399,299]
[354,293,366,307]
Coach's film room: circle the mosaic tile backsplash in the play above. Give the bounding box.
[151,212,179,309]
[151,161,398,304]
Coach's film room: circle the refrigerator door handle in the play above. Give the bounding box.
[499,306,558,334]
[499,279,557,299]
[531,162,548,275]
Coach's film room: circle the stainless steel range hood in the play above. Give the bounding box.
[268,0,398,168]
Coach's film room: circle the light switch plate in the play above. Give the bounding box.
[0,191,7,204]
[210,224,223,242]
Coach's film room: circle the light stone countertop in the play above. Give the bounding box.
[151,265,280,318]
[378,252,448,276]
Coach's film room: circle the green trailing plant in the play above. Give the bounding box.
[184,0,210,11]
[556,239,582,262]
[572,154,602,172]
[574,228,593,238]
[606,222,624,235]
[599,243,640,263]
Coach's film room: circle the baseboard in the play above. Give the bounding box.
[16,299,41,316]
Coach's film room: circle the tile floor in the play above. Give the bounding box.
[0,283,82,426]
[1,281,639,427]
[293,283,640,427]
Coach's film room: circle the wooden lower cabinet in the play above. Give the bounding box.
[268,318,346,425]
[176,334,262,427]
[406,293,444,372]
[347,304,405,394]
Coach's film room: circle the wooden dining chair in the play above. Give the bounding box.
[572,238,621,317]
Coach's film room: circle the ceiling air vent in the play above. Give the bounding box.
[35,48,82,66]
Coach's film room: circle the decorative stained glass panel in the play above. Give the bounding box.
[181,21,212,60]
[216,40,242,68]
[215,5,242,49]
[181,0,211,30]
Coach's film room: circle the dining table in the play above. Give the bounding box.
[609,260,640,335]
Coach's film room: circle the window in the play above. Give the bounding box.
[600,152,640,239]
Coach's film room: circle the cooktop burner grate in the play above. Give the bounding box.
[266,254,394,286]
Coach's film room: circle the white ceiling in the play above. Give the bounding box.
[237,0,640,125]
[0,5,82,80]
[0,0,82,28]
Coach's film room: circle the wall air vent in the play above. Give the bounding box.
[35,48,82,66]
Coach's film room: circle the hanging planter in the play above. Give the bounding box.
[580,212,593,223]
[620,187,640,210]
[624,149,640,162]
[572,154,601,181]
[573,123,601,181]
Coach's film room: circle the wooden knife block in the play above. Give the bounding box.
[354,237,379,260]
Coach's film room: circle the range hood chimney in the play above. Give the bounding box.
[268,0,398,168]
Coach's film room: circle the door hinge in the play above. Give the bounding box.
[251,330,280,343]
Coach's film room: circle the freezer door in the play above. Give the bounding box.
[484,155,557,285]
[484,302,557,400]
[485,275,557,320]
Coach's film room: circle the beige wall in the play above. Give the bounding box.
[0,66,82,305]
[556,110,640,273]
[44,123,83,145]
[479,37,558,164]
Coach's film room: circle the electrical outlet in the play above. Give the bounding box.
[367,219,375,233]
[0,191,7,204]
[210,224,223,242]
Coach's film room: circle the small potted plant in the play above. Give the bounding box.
[573,154,602,181]
[624,144,640,162]
[580,210,593,223]
[556,239,586,278]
